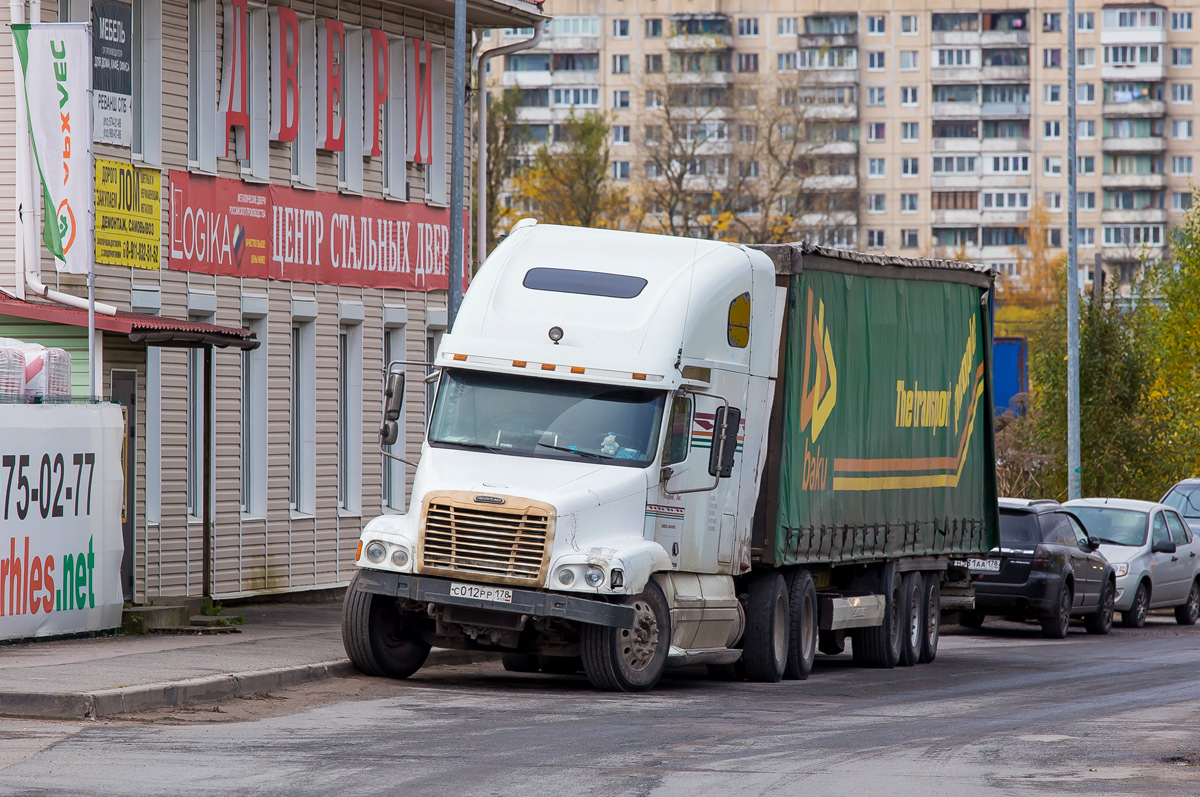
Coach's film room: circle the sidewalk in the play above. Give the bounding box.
[0,603,489,720]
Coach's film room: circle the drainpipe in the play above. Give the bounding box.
[12,0,117,316]
[475,21,544,267]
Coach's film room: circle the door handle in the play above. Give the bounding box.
[1172,556,1180,562]
[1191,552,1196,558]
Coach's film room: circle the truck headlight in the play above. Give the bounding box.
[365,542,387,564]
[557,568,576,586]
[584,567,605,587]
[391,547,410,568]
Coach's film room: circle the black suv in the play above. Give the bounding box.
[958,499,1116,638]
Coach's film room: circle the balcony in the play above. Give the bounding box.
[1102,63,1166,82]
[980,30,1030,46]
[978,208,1028,224]
[798,174,858,191]
[980,244,1021,260]
[1100,28,1166,46]
[797,32,858,48]
[798,211,858,228]
[503,71,552,88]
[807,104,859,121]
[667,33,734,51]
[1103,99,1166,118]
[811,141,858,156]
[1102,243,1166,262]
[1102,208,1167,224]
[666,70,732,85]
[981,101,1031,118]
[931,66,983,83]
[1102,173,1167,189]
[931,174,983,189]
[932,101,982,118]
[931,209,982,225]
[546,35,601,52]
[550,70,601,85]
[516,107,554,123]
[981,65,1031,81]
[931,31,982,46]
[981,174,1032,188]
[1102,136,1166,154]
[932,138,983,152]
[982,137,1031,152]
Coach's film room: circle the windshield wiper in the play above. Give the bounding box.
[437,440,506,454]
[537,441,614,462]
[1093,537,1127,545]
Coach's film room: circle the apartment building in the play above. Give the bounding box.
[491,1,1199,287]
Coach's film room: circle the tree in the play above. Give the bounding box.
[994,200,1065,338]
[481,88,528,260]
[510,110,628,228]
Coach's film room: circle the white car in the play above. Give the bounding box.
[1064,498,1200,627]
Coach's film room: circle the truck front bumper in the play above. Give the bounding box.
[355,569,636,629]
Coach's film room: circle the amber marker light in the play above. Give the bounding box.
[452,353,467,361]
[571,366,585,374]
[632,373,648,381]
[513,360,527,368]
[355,541,363,561]
[541,363,556,371]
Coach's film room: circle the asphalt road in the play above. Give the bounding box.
[3,615,1199,796]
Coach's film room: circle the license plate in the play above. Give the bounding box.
[964,558,1000,572]
[449,582,513,603]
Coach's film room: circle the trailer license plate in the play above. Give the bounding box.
[449,582,513,603]
[966,558,1000,572]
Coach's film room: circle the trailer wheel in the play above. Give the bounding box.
[918,575,941,664]
[581,579,671,692]
[743,572,790,683]
[342,572,431,679]
[850,565,902,669]
[501,653,540,673]
[898,572,923,667]
[784,569,818,681]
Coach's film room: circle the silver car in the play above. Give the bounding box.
[1064,498,1200,628]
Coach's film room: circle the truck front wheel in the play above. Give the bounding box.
[342,572,432,679]
[581,580,671,692]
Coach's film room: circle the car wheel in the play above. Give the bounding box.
[1040,584,1072,639]
[1085,580,1115,635]
[1121,581,1150,628]
[958,610,986,630]
[1175,579,1200,626]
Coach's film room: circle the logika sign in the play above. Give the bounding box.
[0,405,124,640]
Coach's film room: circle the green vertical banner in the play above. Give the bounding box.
[776,268,999,565]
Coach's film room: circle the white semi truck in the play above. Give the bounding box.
[343,222,999,691]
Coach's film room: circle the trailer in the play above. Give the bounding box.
[343,223,999,691]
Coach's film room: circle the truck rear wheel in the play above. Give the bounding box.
[342,571,431,679]
[851,566,902,669]
[918,575,940,664]
[898,572,923,667]
[784,569,818,681]
[743,572,789,683]
[581,580,671,692]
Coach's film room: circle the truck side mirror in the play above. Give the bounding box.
[708,406,741,478]
[380,420,399,446]
[384,370,405,421]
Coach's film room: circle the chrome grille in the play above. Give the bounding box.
[419,497,553,585]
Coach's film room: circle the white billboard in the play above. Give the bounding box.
[0,404,124,640]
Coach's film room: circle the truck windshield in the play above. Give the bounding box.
[428,369,665,467]
[1067,507,1148,546]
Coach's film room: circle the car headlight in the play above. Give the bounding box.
[584,566,605,587]
[1114,563,1128,578]
[365,541,387,564]
[391,547,410,568]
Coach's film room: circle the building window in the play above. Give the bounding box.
[1046,229,1063,248]
[1044,49,1062,69]
[867,87,886,106]
[613,90,630,109]
[932,156,977,174]
[647,54,666,73]
[1078,83,1096,103]
[738,18,758,36]
[1078,48,1095,68]
[936,49,971,67]
[867,193,886,213]
[186,346,205,519]
[901,122,918,142]
[240,317,266,517]
[337,322,363,514]
[900,51,919,70]
[777,17,797,36]
[867,230,886,249]
[1078,191,1096,210]
[645,90,663,109]
[1173,12,1194,31]
[613,125,631,144]
[1044,120,1062,139]
[900,15,918,34]
[1173,192,1193,211]
[613,161,630,180]
[1173,156,1194,175]
[982,191,1029,209]
[777,52,797,72]
[1044,157,1062,176]
[290,320,315,515]
[901,230,919,249]
[1079,228,1095,246]
[901,157,919,176]
[739,160,759,178]
[645,18,662,37]
[1173,48,1194,67]
[866,15,885,35]
[1173,120,1194,139]
[867,52,886,71]
[382,325,406,511]
[611,19,629,38]
[900,86,919,106]
[187,0,217,173]
[1078,12,1095,31]
[867,123,886,142]
[1044,191,1063,211]
[1172,83,1193,104]
[1078,120,1096,139]
[1043,12,1061,32]
[738,53,759,73]
[737,124,757,143]
[1044,85,1062,104]
[613,54,630,74]
[868,158,886,177]
[901,193,918,212]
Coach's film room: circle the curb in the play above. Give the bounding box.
[0,649,497,720]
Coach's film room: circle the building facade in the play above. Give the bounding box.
[0,0,545,601]
[494,1,1198,288]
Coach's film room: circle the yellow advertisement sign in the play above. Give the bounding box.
[94,158,161,270]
